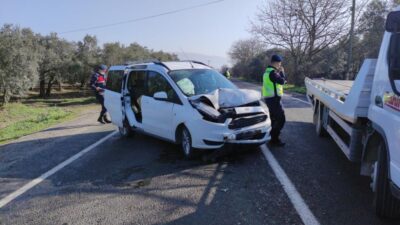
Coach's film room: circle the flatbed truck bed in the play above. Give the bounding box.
[304,7,400,218]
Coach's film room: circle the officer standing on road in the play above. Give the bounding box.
[225,69,231,79]
[263,55,287,147]
[90,64,111,124]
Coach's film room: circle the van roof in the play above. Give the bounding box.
[162,61,212,70]
[108,65,127,71]
[108,60,212,72]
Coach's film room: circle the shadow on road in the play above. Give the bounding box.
[0,130,303,225]
[0,120,399,225]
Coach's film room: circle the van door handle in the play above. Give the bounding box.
[375,95,383,108]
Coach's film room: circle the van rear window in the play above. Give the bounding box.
[106,70,124,92]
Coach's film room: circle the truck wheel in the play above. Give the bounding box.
[180,127,194,159]
[372,141,400,218]
[314,103,327,137]
[119,119,134,138]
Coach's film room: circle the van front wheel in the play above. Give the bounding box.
[181,127,194,159]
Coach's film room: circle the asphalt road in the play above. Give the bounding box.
[0,81,398,225]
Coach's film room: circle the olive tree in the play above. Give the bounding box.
[0,25,39,104]
[76,35,101,87]
[37,33,75,97]
[102,42,125,65]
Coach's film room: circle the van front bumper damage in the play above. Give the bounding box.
[188,117,271,149]
[187,88,272,149]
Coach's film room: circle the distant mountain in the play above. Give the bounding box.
[174,52,230,70]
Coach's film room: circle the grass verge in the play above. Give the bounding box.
[283,84,307,94]
[0,94,97,144]
[233,77,306,95]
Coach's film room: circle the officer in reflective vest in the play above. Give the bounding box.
[226,70,231,79]
[90,64,111,124]
[263,55,286,147]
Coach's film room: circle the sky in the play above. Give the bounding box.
[0,0,265,65]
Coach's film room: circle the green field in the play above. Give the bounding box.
[283,84,307,94]
[0,93,97,144]
[234,77,306,95]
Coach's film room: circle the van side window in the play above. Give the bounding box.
[128,71,147,94]
[389,34,400,80]
[147,71,181,104]
[389,33,400,95]
[106,70,124,92]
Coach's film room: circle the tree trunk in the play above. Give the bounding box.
[58,80,63,92]
[292,54,304,86]
[80,78,86,89]
[39,79,46,98]
[46,77,54,97]
[2,89,10,105]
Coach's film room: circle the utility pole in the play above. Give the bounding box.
[346,0,356,80]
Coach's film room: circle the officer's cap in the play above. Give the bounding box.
[98,64,108,71]
[271,55,283,63]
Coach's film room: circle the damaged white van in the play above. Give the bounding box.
[104,61,271,158]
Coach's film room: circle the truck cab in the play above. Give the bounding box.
[305,7,400,218]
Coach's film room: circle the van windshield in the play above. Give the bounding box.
[169,69,237,96]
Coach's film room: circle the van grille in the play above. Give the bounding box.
[228,115,267,129]
[236,131,266,140]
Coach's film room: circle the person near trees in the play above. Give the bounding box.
[90,64,111,124]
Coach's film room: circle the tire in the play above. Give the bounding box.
[372,141,400,218]
[313,102,327,137]
[118,119,134,138]
[180,127,194,159]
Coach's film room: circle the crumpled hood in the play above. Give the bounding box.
[189,88,261,109]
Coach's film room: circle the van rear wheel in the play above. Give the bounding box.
[373,141,400,218]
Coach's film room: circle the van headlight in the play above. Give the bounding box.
[259,100,270,116]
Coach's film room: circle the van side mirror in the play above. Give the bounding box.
[153,91,168,101]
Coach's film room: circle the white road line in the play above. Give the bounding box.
[0,130,118,209]
[261,145,320,225]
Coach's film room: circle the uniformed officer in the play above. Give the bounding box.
[90,64,111,124]
[225,69,231,79]
[263,55,287,146]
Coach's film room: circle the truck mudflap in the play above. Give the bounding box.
[349,125,364,162]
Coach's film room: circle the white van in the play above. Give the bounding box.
[104,61,271,158]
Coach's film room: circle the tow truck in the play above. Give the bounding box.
[305,7,400,218]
